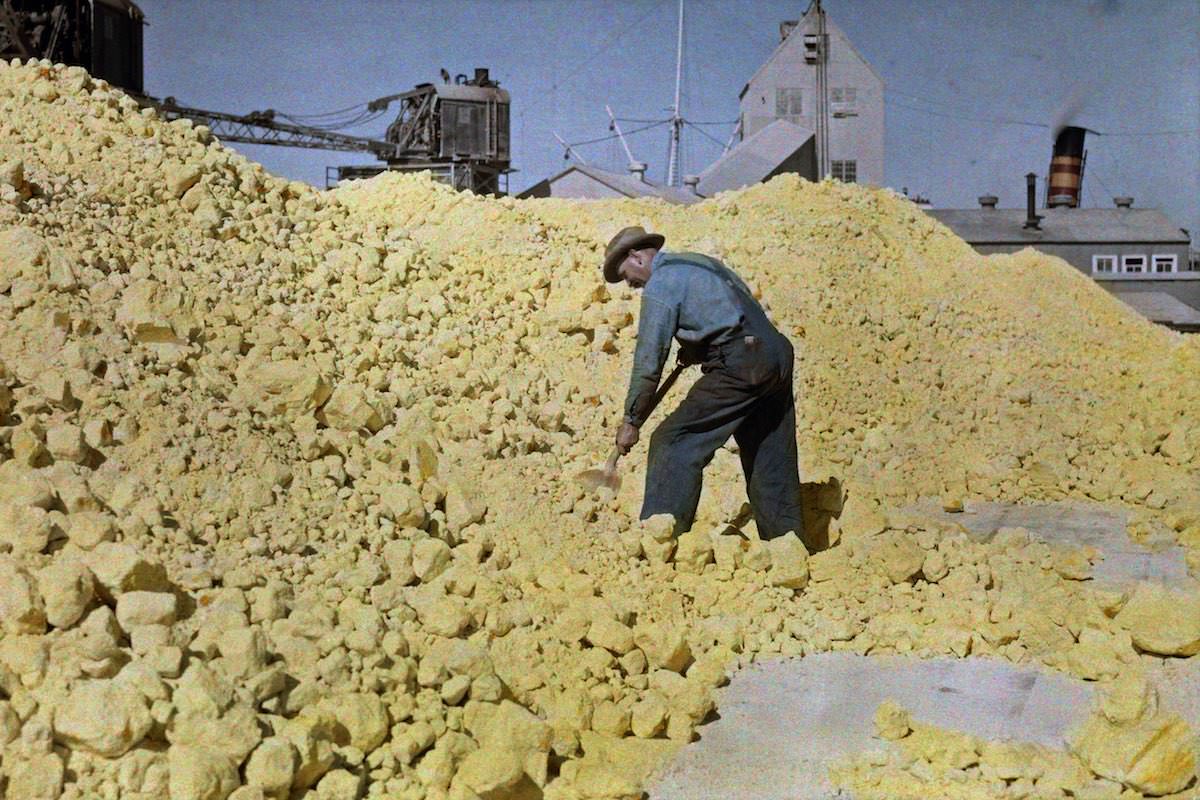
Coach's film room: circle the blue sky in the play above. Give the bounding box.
[138,0,1199,235]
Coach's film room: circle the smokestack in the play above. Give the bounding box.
[628,161,647,182]
[1048,126,1087,208]
[1113,196,1133,208]
[1024,173,1042,230]
[682,175,701,196]
[978,195,998,209]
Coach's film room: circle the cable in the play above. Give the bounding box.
[885,97,1048,130]
[1087,162,1115,199]
[281,101,373,120]
[566,119,669,148]
[541,3,662,108]
[277,106,387,128]
[1092,128,1200,137]
[890,89,1199,137]
[683,120,726,148]
[618,116,736,126]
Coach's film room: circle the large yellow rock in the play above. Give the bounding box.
[52,679,153,757]
[0,555,46,634]
[317,692,390,752]
[1068,710,1196,796]
[673,529,714,574]
[1114,582,1200,656]
[321,383,383,432]
[566,732,681,796]
[0,225,47,291]
[116,278,199,344]
[766,532,810,589]
[634,622,692,673]
[234,357,331,417]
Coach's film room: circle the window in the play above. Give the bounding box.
[775,87,802,119]
[1121,255,1146,274]
[1152,254,1177,273]
[831,87,858,117]
[831,160,857,182]
[1092,255,1116,275]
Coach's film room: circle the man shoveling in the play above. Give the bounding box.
[602,226,804,540]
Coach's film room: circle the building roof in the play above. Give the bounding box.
[516,164,700,204]
[1108,290,1200,328]
[740,9,884,101]
[697,119,814,197]
[926,207,1190,245]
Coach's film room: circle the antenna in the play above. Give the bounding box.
[554,132,588,165]
[606,104,638,166]
[722,117,743,155]
[666,0,684,186]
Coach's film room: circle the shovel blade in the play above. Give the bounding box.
[576,467,621,493]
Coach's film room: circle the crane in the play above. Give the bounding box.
[2,2,512,195]
[149,68,512,195]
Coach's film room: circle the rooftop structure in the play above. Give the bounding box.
[696,119,815,197]
[517,163,701,204]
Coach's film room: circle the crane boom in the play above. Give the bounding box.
[152,98,397,157]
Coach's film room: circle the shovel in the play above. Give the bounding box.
[577,362,686,492]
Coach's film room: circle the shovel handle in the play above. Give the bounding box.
[650,362,687,415]
[612,362,687,464]
[604,448,621,474]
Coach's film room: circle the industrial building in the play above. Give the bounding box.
[734,3,884,186]
[928,129,1197,331]
[526,2,884,201]
[930,200,1198,329]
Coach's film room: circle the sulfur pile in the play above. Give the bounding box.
[0,59,1197,800]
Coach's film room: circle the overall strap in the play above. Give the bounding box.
[657,256,754,309]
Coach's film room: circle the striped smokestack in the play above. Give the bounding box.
[1047,126,1086,208]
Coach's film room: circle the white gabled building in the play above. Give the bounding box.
[738,6,884,186]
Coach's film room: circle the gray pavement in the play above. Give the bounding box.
[650,653,1096,800]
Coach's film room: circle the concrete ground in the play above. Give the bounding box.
[650,501,1200,800]
[650,654,1095,800]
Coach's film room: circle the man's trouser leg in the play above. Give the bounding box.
[641,368,764,534]
[733,382,805,540]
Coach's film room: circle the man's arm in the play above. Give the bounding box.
[622,293,678,428]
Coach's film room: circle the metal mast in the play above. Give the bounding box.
[666,0,684,186]
[814,0,831,177]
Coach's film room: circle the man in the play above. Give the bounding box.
[602,225,804,540]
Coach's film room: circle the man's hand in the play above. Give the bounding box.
[616,422,640,454]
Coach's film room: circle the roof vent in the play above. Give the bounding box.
[1113,196,1133,208]
[682,175,701,196]
[978,195,998,209]
[628,161,647,182]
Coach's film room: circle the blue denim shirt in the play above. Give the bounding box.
[623,250,754,426]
